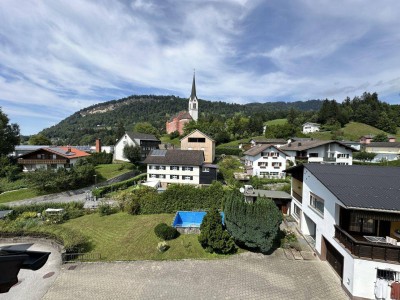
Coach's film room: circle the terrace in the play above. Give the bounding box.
[334,207,400,263]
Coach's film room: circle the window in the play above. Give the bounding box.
[170,175,179,179]
[309,153,319,157]
[149,165,153,170]
[258,162,267,167]
[260,172,269,176]
[183,176,193,180]
[310,193,324,215]
[182,166,193,171]
[270,172,278,175]
[188,137,206,143]
[349,214,375,234]
[64,164,71,168]
[159,174,165,179]
[160,166,166,170]
[51,164,57,169]
[293,204,302,218]
[270,152,279,158]
[272,162,282,168]
[150,174,157,178]
[170,166,179,170]
[337,153,349,158]
[202,167,210,172]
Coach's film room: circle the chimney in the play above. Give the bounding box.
[298,142,302,146]
[96,139,102,153]
[67,146,71,153]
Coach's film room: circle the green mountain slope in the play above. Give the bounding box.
[40,95,322,145]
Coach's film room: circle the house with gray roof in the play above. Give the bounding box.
[114,131,160,162]
[280,140,355,165]
[243,144,289,178]
[143,149,217,187]
[285,164,400,299]
[364,142,400,162]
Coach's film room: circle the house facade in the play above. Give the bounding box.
[114,132,160,162]
[17,146,90,172]
[280,140,354,165]
[180,130,215,163]
[166,73,199,135]
[360,135,396,144]
[286,164,400,300]
[364,142,400,162]
[243,145,288,178]
[302,122,320,134]
[143,149,217,187]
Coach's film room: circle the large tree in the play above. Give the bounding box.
[0,108,20,156]
[28,134,51,145]
[123,144,142,164]
[224,190,282,253]
[133,122,159,137]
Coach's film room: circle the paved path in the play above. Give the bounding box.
[43,251,349,300]
[0,242,62,300]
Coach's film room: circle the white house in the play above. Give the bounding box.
[114,132,160,162]
[280,140,355,165]
[243,144,288,178]
[143,149,217,187]
[302,122,320,134]
[286,164,400,300]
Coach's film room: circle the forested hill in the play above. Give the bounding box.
[40,95,322,145]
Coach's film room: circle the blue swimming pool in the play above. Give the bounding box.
[172,211,225,228]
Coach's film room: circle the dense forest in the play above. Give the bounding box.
[40,95,322,145]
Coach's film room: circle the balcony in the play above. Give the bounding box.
[323,157,337,162]
[334,225,400,263]
[292,191,302,203]
[18,159,68,165]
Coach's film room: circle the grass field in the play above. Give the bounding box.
[309,122,399,141]
[265,118,287,126]
[61,213,226,261]
[0,188,40,204]
[160,134,181,146]
[95,163,134,181]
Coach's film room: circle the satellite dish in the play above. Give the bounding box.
[239,187,244,193]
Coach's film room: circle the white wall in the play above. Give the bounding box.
[114,134,135,161]
[147,164,200,185]
[243,149,287,178]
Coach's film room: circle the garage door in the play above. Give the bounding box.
[325,238,344,279]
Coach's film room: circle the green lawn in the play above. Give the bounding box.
[95,163,134,181]
[61,213,226,261]
[160,134,181,146]
[309,122,399,141]
[265,118,287,126]
[0,188,40,204]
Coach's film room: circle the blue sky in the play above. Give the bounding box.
[1,0,400,135]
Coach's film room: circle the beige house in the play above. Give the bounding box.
[180,130,215,163]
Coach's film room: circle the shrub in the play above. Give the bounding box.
[92,173,146,198]
[154,223,179,240]
[157,241,170,252]
[87,152,113,165]
[215,147,242,156]
[19,211,38,219]
[98,202,117,216]
[0,202,84,218]
[224,190,283,253]
[198,208,236,254]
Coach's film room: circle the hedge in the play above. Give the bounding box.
[215,147,243,156]
[0,202,84,216]
[92,173,147,197]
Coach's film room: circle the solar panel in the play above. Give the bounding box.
[151,150,167,156]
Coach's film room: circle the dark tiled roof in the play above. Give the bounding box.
[143,150,204,166]
[280,140,354,152]
[243,144,288,157]
[303,164,400,211]
[366,142,400,148]
[168,111,193,122]
[251,138,286,144]
[126,132,160,141]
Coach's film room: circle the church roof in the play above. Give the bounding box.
[168,111,193,122]
[190,73,197,100]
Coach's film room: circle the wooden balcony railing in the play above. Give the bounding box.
[18,159,68,165]
[292,191,303,203]
[334,225,400,262]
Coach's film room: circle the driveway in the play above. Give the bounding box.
[0,241,62,300]
[42,250,349,300]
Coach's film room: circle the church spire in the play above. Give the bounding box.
[190,71,196,99]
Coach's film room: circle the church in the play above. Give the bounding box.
[166,74,198,135]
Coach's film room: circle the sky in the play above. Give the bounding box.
[1,0,400,135]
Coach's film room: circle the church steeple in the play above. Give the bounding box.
[188,71,198,121]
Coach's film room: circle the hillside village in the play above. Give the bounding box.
[1,76,400,300]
